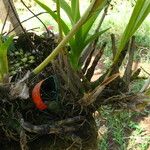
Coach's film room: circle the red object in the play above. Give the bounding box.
[32,80,48,110]
[47,25,54,30]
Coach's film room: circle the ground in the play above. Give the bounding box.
[96,106,150,150]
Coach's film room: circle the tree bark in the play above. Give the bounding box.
[0,0,23,35]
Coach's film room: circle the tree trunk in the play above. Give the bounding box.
[0,0,23,35]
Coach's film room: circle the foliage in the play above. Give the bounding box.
[31,0,150,76]
[0,36,13,83]
[34,0,109,70]
[114,0,150,64]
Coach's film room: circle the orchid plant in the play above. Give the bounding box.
[34,0,110,71]
[32,0,149,77]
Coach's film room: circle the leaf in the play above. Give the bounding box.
[0,36,13,81]
[91,0,107,13]
[71,0,80,23]
[70,0,83,56]
[2,36,13,51]
[82,11,99,40]
[34,0,70,35]
[114,0,150,64]
[69,28,109,69]
[33,0,109,74]
[131,1,150,35]
[52,0,74,24]
[83,28,109,47]
[81,0,108,41]
[70,1,109,69]
[35,0,76,47]
[0,36,13,56]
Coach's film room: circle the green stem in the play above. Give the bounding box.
[56,0,63,41]
[0,55,8,83]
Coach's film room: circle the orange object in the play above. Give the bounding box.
[47,25,54,30]
[32,80,48,110]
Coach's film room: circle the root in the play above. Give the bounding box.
[19,114,85,134]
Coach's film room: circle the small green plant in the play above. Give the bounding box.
[0,36,13,83]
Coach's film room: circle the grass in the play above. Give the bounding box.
[128,114,150,150]
[130,79,146,93]
[97,106,150,150]
[98,133,108,150]
[98,106,131,150]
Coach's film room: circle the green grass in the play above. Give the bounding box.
[128,122,150,150]
[97,106,150,150]
[130,79,146,93]
[98,133,108,150]
[98,106,131,150]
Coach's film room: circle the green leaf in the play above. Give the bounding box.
[71,1,109,68]
[52,0,74,24]
[1,36,13,52]
[70,0,83,53]
[69,28,109,69]
[34,0,70,35]
[71,0,80,23]
[114,0,150,64]
[82,14,100,40]
[131,1,150,35]
[74,0,108,40]
[35,0,76,47]
[0,36,13,82]
[33,0,109,73]
[83,28,109,47]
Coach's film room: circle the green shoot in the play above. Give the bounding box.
[0,36,13,83]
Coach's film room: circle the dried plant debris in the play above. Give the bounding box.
[8,32,57,77]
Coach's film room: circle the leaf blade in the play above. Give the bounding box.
[114,0,150,64]
[34,0,70,35]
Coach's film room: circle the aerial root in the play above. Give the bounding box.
[19,114,86,135]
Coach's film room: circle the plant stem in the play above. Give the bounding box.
[56,0,63,41]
